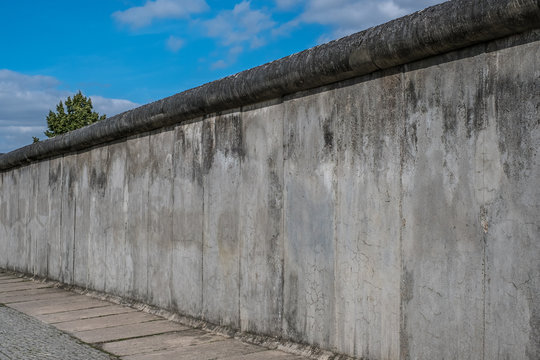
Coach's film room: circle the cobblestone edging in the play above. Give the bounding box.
[0,305,116,360]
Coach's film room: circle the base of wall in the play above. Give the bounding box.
[0,268,355,360]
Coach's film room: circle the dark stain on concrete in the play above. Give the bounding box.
[175,126,203,187]
[322,119,334,152]
[527,296,540,359]
[465,87,486,139]
[494,75,537,182]
[202,120,215,174]
[284,272,300,341]
[406,80,418,113]
[89,168,107,193]
[215,114,245,160]
[442,105,458,136]
[49,161,61,187]
[400,268,414,360]
[267,157,283,225]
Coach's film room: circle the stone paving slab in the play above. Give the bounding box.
[101,329,225,356]
[122,339,265,360]
[8,294,102,309]
[10,297,111,316]
[0,278,26,284]
[2,290,78,304]
[36,305,137,324]
[0,273,310,360]
[74,320,189,343]
[221,351,305,359]
[0,282,51,292]
[0,287,64,302]
[55,311,162,333]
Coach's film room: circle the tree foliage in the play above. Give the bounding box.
[44,91,106,138]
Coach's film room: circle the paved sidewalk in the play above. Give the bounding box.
[0,271,304,360]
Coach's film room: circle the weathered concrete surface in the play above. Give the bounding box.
[0,273,308,360]
[1,8,539,360]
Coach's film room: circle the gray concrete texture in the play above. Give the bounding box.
[0,27,539,360]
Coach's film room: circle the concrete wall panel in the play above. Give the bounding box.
[202,113,243,328]
[283,91,336,348]
[32,161,50,276]
[0,172,6,268]
[147,130,174,309]
[47,157,63,280]
[104,142,128,296]
[124,135,151,302]
[59,153,78,284]
[171,121,204,317]
[3,170,16,270]
[18,166,32,274]
[73,152,91,287]
[400,47,488,359]
[239,100,284,337]
[333,73,402,359]
[86,147,109,292]
[483,32,540,359]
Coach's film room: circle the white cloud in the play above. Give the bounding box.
[4,126,44,134]
[275,0,298,10]
[0,70,139,153]
[166,35,184,52]
[378,1,409,18]
[211,60,228,70]
[277,0,442,41]
[89,96,140,118]
[210,45,244,70]
[204,1,276,49]
[113,0,209,29]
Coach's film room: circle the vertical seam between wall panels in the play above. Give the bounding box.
[59,157,64,282]
[146,135,151,302]
[201,149,205,319]
[238,107,243,329]
[32,167,39,275]
[169,131,174,310]
[123,146,128,297]
[34,166,38,276]
[201,124,206,320]
[46,163,50,277]
[481,45,492,360]
[280,95,286,337]
[17,171,20,273]
[332,96,339,351]
[104,149,109,292]
[398,66,406,360]
[72,197,76,284]
[482,93,486,360]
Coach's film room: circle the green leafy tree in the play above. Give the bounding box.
[44,91,106,138]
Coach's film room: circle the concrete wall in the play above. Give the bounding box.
[1,18,539,360]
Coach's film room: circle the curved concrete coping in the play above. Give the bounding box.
[1,0,539,171]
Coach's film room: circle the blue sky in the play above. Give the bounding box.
[0,0,442,153]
